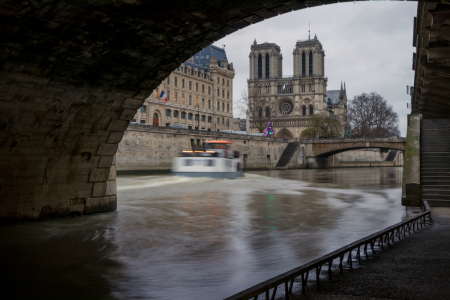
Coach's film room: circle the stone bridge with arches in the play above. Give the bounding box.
[0,0,446,221]
[300,138,406,168]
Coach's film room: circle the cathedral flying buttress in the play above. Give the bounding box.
[246,35,347,139]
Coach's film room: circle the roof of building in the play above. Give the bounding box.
[192,45,228,67]
[327,90,342,105]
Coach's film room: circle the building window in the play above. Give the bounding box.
[167,90,170,101]
[182,94,185,104]
[201,115,206,122]
[166,109,171,117]
[188,113,193,120]
[208,86,211,95]
[227,91,229,99]
[222,117,224,125]
[217,77,219,84]
[309,50,313,76]
[302,52,306,77]
[226,119,229,127]
[189,81,191,90]
[140,106,146,113]
[222,79,225,86]
[217,117,220,124]
[167,77,170,84]
[266,107,270,117]
[202,98,205,108]
[206,55,210,59]
[195,114,199,121]
[202,85,205,93]
[131,119,136,122]
[258,54,262,79]
[174,77,177,86]
[227,80,229,87]
[181,111,186,119]
[309,105,314,115]
[265,53,270,79]
[222,102,225,111]
[175,92,177,102]
[195,83,198,92]
[227,103,230,113]
[208,100,211,109]
[302,106,306,115]
[182,79,185,88]
[140,120,146,124]
[217,88,220,97]
[222,90,224,98]
[166,123,170,127]
[155,88,159,97]
[174,110,179,118]
[188,95,192,105]
[217,102,220,110]
[208,116,212,123]
[196,97,199,106]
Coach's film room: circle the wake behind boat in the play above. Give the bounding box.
[171,140,243,179]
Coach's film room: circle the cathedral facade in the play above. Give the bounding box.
[246,35,347,139]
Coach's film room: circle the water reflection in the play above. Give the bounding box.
[0,168,404,299]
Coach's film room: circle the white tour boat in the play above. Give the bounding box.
[171,140,243,179]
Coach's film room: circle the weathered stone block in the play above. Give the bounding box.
[89,169,110,182]
[107,119,129,132]
[92,182,107,197]
[107,132,125,144]
[98,156,114,168]
[85,196,117,214]
[108,165,116,180]
[105,180,116,196]
[119,109,138,121]
[121,98,144,110]
[97,143,118,156]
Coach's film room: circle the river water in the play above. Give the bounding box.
[0,168,404,299]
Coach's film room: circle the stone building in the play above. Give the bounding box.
[132,45,235,132]
[246,35,347,138]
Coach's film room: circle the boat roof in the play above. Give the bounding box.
[205,140,232,144]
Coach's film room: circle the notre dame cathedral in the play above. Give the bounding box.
[246,35,348,139]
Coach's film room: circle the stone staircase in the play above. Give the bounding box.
[385,150,398,162]
[421,119,450,207]
[275,142,299,167]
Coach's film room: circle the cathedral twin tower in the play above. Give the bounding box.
[247,34,347,139]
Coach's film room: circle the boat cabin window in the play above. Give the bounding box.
[206,143,230,150]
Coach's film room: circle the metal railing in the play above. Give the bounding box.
[224,200,431,300]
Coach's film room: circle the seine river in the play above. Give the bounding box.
[0,168,404,299]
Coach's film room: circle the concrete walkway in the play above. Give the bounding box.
[291,208,450,300]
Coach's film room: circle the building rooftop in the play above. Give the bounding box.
[192,45,228,68]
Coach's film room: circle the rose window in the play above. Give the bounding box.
[279,100,294,115]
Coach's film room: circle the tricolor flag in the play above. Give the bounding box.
[160,90,168,102]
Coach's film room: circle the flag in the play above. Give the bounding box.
[160,90,168,102]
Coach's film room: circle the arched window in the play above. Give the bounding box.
[208,116,212,123]
[152,113,159,126]
[188,113,193,120]
[309,105,314,115]
[309,51,313,76]
[258,54,262,79]
[181,112,186,119]
[201,115,206,122]
[302,52,306,77]
[265,54,270,79]
[266,107,270,117]
[166,109,171,117]
[302,106,306,116]
[173,110,179,118]
[258,108,263,117]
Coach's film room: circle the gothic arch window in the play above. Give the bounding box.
[309,51,313,76]
[309,105,314,115]
[302,105,306,115]
[265,54,270,79]
[265,107,270,118]
[302,52,306,77]
[258,54,262,79]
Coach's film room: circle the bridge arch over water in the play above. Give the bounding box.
[1,0,445,221]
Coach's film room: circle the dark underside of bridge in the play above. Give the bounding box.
[0,0,446,221]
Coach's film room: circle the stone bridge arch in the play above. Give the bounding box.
[312,141,406,157]
[0,1,414,221]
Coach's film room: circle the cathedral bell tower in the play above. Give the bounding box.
[293,34,325,78]
[249,40,282,80]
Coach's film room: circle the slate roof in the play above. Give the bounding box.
[327,90,342,105]
[192,45,228,67]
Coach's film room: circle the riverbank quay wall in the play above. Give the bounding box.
[116,124,290,172]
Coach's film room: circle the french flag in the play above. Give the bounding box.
[160,90,168,102]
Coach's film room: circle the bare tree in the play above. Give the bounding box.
[235,88,277,133]
[348,92,400,138]
[300,113,343,138]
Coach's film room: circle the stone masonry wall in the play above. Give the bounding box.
[116,124,289,171]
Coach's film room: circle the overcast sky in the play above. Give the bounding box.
[213,1,417,136]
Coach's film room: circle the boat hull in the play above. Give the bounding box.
[172,171,243,179]
[171,156,243,179]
